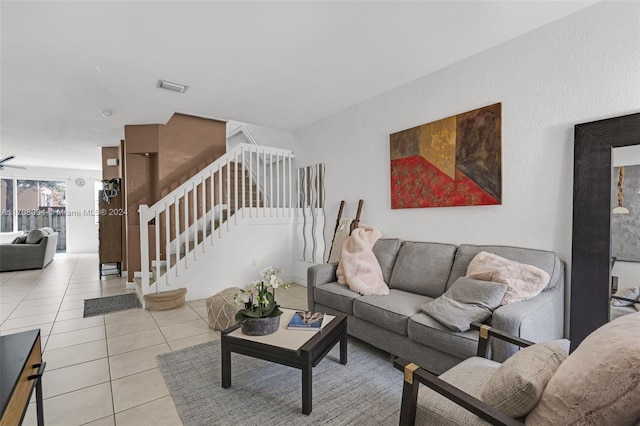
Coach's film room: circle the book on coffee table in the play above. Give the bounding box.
[287,311,326,330]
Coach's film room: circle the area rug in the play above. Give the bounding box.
[83,293,141,317]
[156,338,402,425]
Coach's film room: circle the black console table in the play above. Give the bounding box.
[0,329,46,426]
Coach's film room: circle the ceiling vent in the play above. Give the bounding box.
[158,79,188,93]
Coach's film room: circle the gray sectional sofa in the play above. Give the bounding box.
[0,227,58,272]
[307,240,565,374]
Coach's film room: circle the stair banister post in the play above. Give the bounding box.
[201,174,206,253]
[217,163,223,238]
[175,196,180,275]
[241,148,246,219]
[139,204,150,295]
[234,151,238,225]
[164,200,170,285]
[276,151,280,218]
[191,181,198,260]
[226,156,231,231]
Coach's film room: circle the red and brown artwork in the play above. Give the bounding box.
[390,103,502,209]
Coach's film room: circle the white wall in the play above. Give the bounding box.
[292,1,640,287]
[227,120,295,150]
[1,166,101,253]
[175,220,295,301]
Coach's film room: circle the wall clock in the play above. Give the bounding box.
[75,178,86,187]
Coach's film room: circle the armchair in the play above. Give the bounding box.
[394,312,640,425]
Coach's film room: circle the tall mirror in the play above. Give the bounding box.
[610,146,640,320]
[570,112,640,351]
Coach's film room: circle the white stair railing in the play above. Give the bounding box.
[138,143,295,297]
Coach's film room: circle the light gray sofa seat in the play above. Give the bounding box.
[313,280,361,315]
[308,239,565,374]
[0,228,57,272]
[353,289,431,336]
[408,313,479,360]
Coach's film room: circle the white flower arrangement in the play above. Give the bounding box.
[234,266,287,323]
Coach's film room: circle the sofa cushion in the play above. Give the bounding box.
[481,339,569,418]
[40,227,54,235]
[25,229,46,244]
[353,289,431,335]
[446,245,560,291]
[1,231,23,244]
[416,356,500,426]
[421,277,507,332]
[11,235,27,244]
[526,312,640,425]
[408,312,479,360]
[372,238,401,284]
[389,241,457,297]
[313,282,361,315]
[466,251,550,305]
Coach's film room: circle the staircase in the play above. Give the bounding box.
[137,142,295,305]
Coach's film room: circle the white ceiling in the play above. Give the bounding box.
[0,1,596,171]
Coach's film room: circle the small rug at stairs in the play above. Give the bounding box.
[156,338,402,426]
[83,293,141,317]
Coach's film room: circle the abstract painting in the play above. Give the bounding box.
[390,103,502,209]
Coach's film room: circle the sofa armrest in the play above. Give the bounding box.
[491,286,564,361]
[42,233,58,267]
[307,263,338,312]
[0,242,48,272]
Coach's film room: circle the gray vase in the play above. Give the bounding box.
[241,315,281,336]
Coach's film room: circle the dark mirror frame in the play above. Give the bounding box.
[570,112,640,351]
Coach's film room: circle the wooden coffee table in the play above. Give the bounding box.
[221,308,347,415]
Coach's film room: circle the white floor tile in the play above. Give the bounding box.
[111,368,169,413]
[45,325,105,350]
[43,339,108,371]
[42,357,110,398]
[114,396,182,426]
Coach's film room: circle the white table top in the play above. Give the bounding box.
[227,308,336,351]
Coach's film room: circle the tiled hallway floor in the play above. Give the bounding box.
[0,253,308,426]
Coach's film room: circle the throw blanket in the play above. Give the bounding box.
[466,251,550,305]
[337,224,389,296]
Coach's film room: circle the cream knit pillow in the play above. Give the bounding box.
[481,339,569,418]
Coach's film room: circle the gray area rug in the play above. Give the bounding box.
[156,338,402,425]
[83,293,141,317]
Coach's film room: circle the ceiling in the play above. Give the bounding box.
[0,1,596,171]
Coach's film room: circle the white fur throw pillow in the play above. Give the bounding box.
[336,224,389,296]
[466,251,550,305]
[481,339,569,418]
[526,312,640,425]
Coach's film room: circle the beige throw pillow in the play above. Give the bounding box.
[611,286,640,307]
[466,251,550,305]
[481,339,569,418]
[526,312,640,425]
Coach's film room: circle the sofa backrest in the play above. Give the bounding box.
[372,238,402,283]
[445,244,564,291]
[371,240,564,298]
[388,241,457,297]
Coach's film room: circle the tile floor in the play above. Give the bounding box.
[0,253,309,426]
